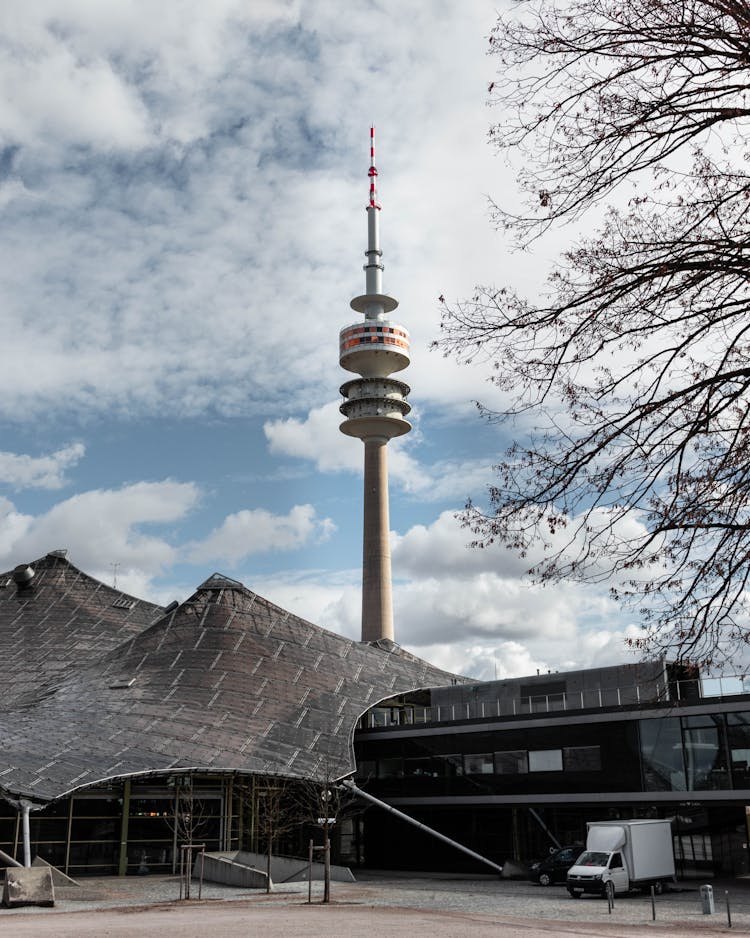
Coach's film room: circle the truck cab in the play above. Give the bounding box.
[566,849,629,897]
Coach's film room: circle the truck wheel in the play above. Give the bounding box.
[653,881,664,895]
[568,888,581,899]
[539,872,552,886]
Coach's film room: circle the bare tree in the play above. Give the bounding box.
[293,766,361,904]
[436,0,750,667]
[166,774,210,898]
[254,777,300,894]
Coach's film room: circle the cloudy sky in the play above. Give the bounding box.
[0,0,641,680]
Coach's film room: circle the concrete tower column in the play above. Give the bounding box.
[361,435,393,642]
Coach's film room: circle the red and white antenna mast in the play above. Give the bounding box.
[362,125,387,308]
[368,125,380,209]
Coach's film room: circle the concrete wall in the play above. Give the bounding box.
[196,853,268,889]
[196,850,354,886]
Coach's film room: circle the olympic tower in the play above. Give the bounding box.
[339,128,411,644]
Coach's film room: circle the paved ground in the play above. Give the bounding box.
[2,872,748,936]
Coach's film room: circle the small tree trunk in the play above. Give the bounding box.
[266,837,272,894]
[323,823,331,904]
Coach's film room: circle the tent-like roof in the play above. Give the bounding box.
[0,551,164,708]
[0,554,459,803]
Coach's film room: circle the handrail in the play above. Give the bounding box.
[358,674,750,730]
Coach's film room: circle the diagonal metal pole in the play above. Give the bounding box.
[341,780,504,875]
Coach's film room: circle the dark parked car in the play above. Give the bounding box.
[529,845,584,886]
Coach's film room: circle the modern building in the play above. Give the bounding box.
[352,661,750,878]
[2,552,750,880]
[338,127,411,643]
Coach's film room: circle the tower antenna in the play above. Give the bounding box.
[368,125,380,209]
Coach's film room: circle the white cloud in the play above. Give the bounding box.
[221,507,637,679]
[391,511,516,577]
[0,0,505,423]
[393,572,583,648]
[0,442,85,490]
[0,497,32,559]
[264,405,494,501]
[0,1,298,152]
[241,558,634,680]
[264,402,361,474]
[410,640,548,683]
[388,508,646,671]
[0,49,152,151]
[0,480,200,582]
[188,504,335,566]
[241,566,362,641]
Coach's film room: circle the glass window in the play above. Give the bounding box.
[494,751,528,774]
[404,757,437,778]
[464,753,494,775]
[529,749,563,772]
[377,757,403,778]
[682,715,730,790]
[355,759,376,781]
[563,746,602,771]
[435,754,464,777]
[728,713,750,787]
[640,717,686,791]
[370,708,391,727]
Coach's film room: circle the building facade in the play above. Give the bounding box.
[353,663,750,878]
[3,553,750,881]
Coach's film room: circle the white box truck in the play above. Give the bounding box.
[566,819,675,899]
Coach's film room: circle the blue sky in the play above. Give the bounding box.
[0,0,639,679]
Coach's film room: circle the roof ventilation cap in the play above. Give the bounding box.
[13,565,35,588]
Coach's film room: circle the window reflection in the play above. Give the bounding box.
[640,718,686,790]
[727,713,750,787]
[682,716,730,790]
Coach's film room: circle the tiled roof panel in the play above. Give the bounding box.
[0,555,460,802]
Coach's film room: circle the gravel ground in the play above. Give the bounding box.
[2,871,749,937]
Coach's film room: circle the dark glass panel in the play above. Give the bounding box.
[377,758,403,779]
[494,751,528,774]
[640,718,685,790]
[464,753,494,775]
[682,715,730,790]
[403,757,437,778]
[727,712,750,787]
[564,746,602,772]
[435,754,464,777]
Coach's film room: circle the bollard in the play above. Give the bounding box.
[700,883,715,915]
[726,890,732,929]
[651,884,656,921]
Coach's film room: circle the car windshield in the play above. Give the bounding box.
[576,851,609,867]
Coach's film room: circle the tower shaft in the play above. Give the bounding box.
[361,436,394,642]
